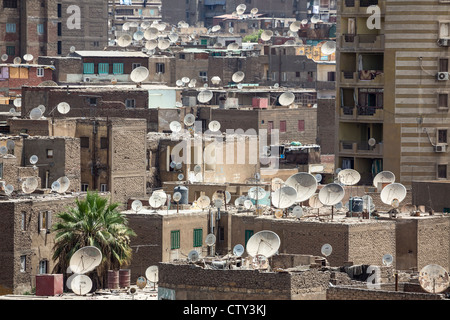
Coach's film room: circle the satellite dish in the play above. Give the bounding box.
[131,199,143,212]
[23,54,34,62]
[271,178,284,191]
[4,184,14,196]
[157,39,171,50]
[51,181,61,192]
[133,31,145,41]
[315,174,322,183]
[0,146,7,155]
[321,41,336,55]
[1,54,8,61]
[337,169,361,186]
[193,164,202,174]
[168,32,179,43]
[30,155,38,165]
[211,76,221,85]
[248,187,266,200]
[155,22,167,31]
[380,183,407,205]
[373,171,396,188]
[197,195,211,209]
[311,15,320,23]
[243,200,253,209]
[188,250,200,262]
[228,27,234,34]
[144,27,159,40]
[117,34,132,47]
[181,77,190,84]
[69,46,76,53]
[232,71,245,83]
[71,274,93,295]
[309,193,323,209]
[301,19,308,25]
[272,186,297,209]
[29,108,43,120]
[130,66,149,84]
[227,42,239,51]
[318,183,345,206]
[136,276,147,289]
[149,194,164,209]
[169,121,182,133]
[418,264,450,294]
[246,230,280,258]
[261,30,273,41]
[274,209,283,218]
[37,104,46,114]
[237,83,244,90]
[233,244,245,257]
[197,90,213,104]
[69,246,102,274]
[224,191,231,204]
[382,254,393,266]
[173,192,182,202]
[57,176,70,193]
[250,8,258,15]
[285,172,318,202]
[145,265,159,283]
[205,233,216,246]
[207,120,221,133]
[38,80,58,87]
[368,138,376,147]
[289,21,301,32]
[13,98,21,108]
[362,195,375,212]
[292,206,304,218]
[13,57,21,64]
[145,40,158,50]
[278,92,295,106]
[273,83,279,89]
[184,114,196,126]
[211,25,221,33]
[178,173,184,181]
[236,4,247,15]
[321,244,333,257]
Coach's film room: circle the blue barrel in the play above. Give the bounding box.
[351,197,363,212]
[174,186,189,204]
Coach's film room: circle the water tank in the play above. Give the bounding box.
[174,185,189,205]
[350,197,363,213]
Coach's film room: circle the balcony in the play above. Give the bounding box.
[316,81,336,91]
[341,34,385,51]
[339,140,383,157]
[340,70,384,85]
[342,0,385,15]
[339,106,384,122]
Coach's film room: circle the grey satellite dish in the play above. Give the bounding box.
[205,233,216,246]
[368,138,376,147]
[69,246,102,274]
[382,254,393,266]
[337,169,361,186]
[145,265,158,283]
[4,184,14,196]
[69,46,76,53]
[168,32,179,43]
[177,173,184,181]
[236,4,247,15]
[71,274,93,295]
[373,171,395,188]
[380,183,407,205]
[321,41,336,55]
[318,183,345,206]
[243,199,253,209]
[248,187,266,200]
[188,250,199,262]
[169,121,182,133]
[145,40,158,50]
[273,83,279,88]
[261,30,273,41]
[117,34,132,47]
[66,273,77,290]
[285,172,318,203]
[232,71,245,83]
[144,28,159,40]
[289,21,301,32]
[1,54,8,61]
[9,108,15,114]
[30,108,43,120]
[292,206,304,218]
[272,186,297,209]
[131,199,143,212]
[157,39,171,50]
[321,244,333,257]
[227,42,239,51]
[246,230,280,258]
[194,164,202,174]
[13,57,21,64]
[197,195,211,209]
[309,193,323,209]
[228,27,234,34]
[419,264,450,294]
[234,196,246,207]
[51,181,61,192]
[130,66,149,84]
[57,176,70,193]
[184,114,196,126]
[362,195,375,212]
[278,92,295,106]
[22,177,38,194]
[197,90,213,104]
[176,79,184,87]
[155,22,167,31]
[0,146,7,155]
[57,102,71,114]
[30,155,38,165]
[315,174,322,183]
[233,244,245,257]
[133,31,144,41]
[37,105,46,114]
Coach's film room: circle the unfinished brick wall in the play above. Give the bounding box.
[326,285,445,300]
[417,217,450,272]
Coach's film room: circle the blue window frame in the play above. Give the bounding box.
[6,23,16,33]
[83,63,94,74]
[37,24,44,35]
[98,63,109,74]
[113,63,124,74]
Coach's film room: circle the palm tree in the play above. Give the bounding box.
[51,191,136,290]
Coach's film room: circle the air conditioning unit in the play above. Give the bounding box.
[435,144,447,152]
[84,77,91,83]
[438,38,450,47]
[437,72,449,81]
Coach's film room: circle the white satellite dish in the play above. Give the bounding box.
[29,108,43,120]
[273,83,279,88]
[157,39,171,50]
[261,30,273,41]
[23,54,34,62]
[0,146,7,155]
[21,178,38,194]
[13,57,21,64]
[4,184,14,196]
[205,233,216,246]
[117,34,132,47]
[211,76,221,85]
[237,83,244,90]
[233,244,245,257]
[71,274,93,295]
[419,264,450,294]
[248,187,266,200]
[373,171,396,188]
[149,194,164,209]
[368,138,376,147]
[133,31,144,41]
[301,19,308,25]
[337,169,361,186]
[292,206,304,218]
[243,199,253,209]
[309,193,323,209]
[65,273,78,290]
[246,230,280,258]
[176,79,184,87]
[144,28,159,40]
[184,114,196,126]
[169,121,182,133]
[1,54,8,61]
[285,172,318,203]
[272,186,297,209]
[30,155,38,165]
[69,246,102,274]
[188,250,199,262]
[178,173,184,181]
[57,176,70,193]
[228,27,234,34]
[321,244,333,257]
[168,32,179,43]
[318,183,345,206]
[232,71,245,83]
[145,39,158,50]
[197,90,213,104]
[382,254,393,266]
[155,22,167,31]
[250,8,259,15]
[278,92,295,106]
[51,181,61,192]
[311,15,320,23]
[208,121,221,132]
[173,192,182,202]
[130,66,149,84]
[145,266,159,283]
[9,108,15,114]
[57,102,71,114]
[321,41,336,55]
[211,25,221,33]
[197,195,211,209]
[181,77,190,84]
[131,199,143,212]
[236,4,247,15]
[227,42,239,51]
[380,183,407,205]
[289,21,301,32]
[37,104,46,114]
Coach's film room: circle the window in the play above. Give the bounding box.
[438,164,447,179]
[199,71,207,81]
[280,120,287,133]
[327,71,336,81]
[81,184,89,192]
[193,228,203,247]
[439,58,449,72]
[171,230,180,250]
[3,0,18,8]
[244,230,254,246]
[57,22,62,36]
[88,97,97,106]
[438,129,448,144]
[83,63,94,74]
[179,53,186,59]
[295,71,300,78]
[298,120,305,132]
[6,46,15,56]
[57,41,62,55]
[21,212,26,231]
[39,260,48,274]
[156,63,165,74]
[6,23,16,33]
[57,3,62,17]
[20,255,26,272]
[46,149,53,158]
[218,226,224,242]
[93,41,99,47]
[113,63,124,74]
[100,137,108,149]
[80,136,89,148]
[439,21,450,39]
[37,67,44,77]
[125,99,135,108]
[100,184,107,192]
[132,63,141,70]
[98,63,109,74]
[37,24,44,35]
[39,211,52,232]
[438,93,448,109]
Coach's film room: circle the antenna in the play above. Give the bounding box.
[418,264,450,294]
[285,172,318,203]
[278,92,295,106]
[246,230,280,258]
[232,71,245,83]
[271,186,297,209]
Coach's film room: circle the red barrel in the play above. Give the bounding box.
[119,269,130,288]
[108,270,119,289]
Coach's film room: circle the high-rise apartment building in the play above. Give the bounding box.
[336,0,450,186]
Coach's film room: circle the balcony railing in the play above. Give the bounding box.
[339,140,383,156]
[340,106,384,121]
[340,71,384,85]
[341,34,385,50]
[342,0,385,14]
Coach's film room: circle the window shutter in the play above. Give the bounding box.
[47,211,52,231]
